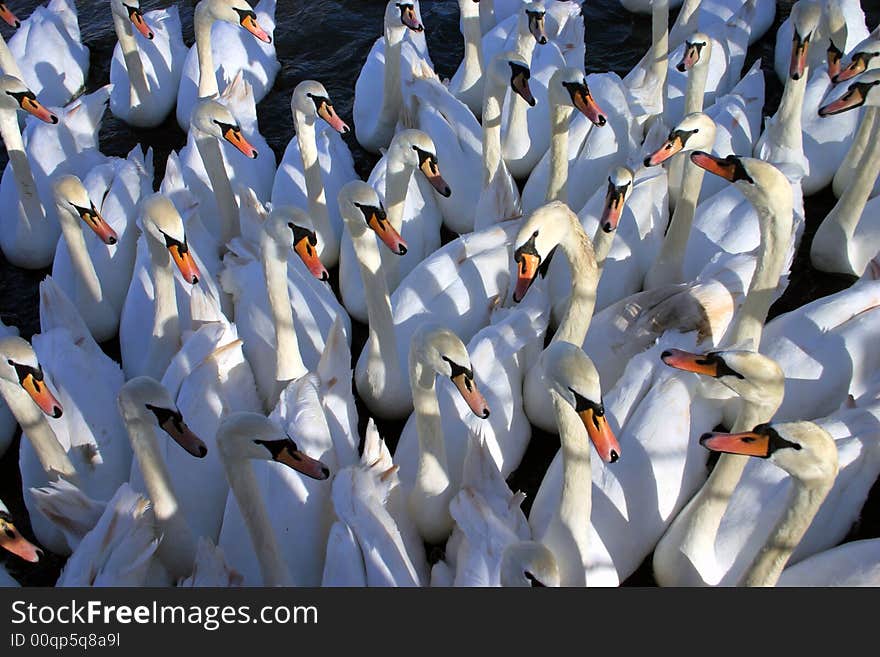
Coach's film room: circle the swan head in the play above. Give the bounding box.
[264,206,329,281]
[191,100,259,159]
[197,0,272,43]
[386,1,424,34]
[118,377,208,459]
[512,201,590,302]
[489,51,536,107]
[0,336,63,419]
[338,180,408,255]
[689,152,793,220]
[788,0,822,80]
[0,499,42,564]
[644,112,717,166]
[599,166,634,233]
[833,37,880,83]
[700,421,838,484]
[500,541,560,587]
[819,69,880,115]
[549,67,607,126]
[52,175,119,246]
[0,75,57,124]
[410,324,490,419]
[676,32,711,73]
[540,342,620,464]
[216,412,330,481]
[111,0,154,40]
[0,3,20,29]
[389,129,451,197]
[291,80,350,134]
[661,348,784,409]
[522,3,548,45]
[140,194,202,285]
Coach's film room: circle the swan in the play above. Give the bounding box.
[339,129,449,324]
[448,0,486,116]
[400,324,491,544]
[689,421,838,586]
[6,0,88,109]
[811,69,880,276]
[0,320,19,459]
[777,538,880,586]
[0,74,60,269]
[323,418,427,587]
[499,542,561,587]
[216,412,330,587]
[271,80,355,269]
[669,0,775,48]
[176,0,277,131]
[118,193,221,380]
[354,0,426,154]
[118,376,209,581]
[220,195,352,411]
[50,150,152,343]
[108,0,187,128]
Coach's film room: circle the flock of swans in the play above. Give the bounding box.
[0,0,879,588]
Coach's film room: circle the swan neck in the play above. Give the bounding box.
[410,358,450,504]
[0,110,44,229]
[382,155,412,291]
[684,62,709,115]
[261,233,307,384]
[379,27,404,135]
[0,34,23,80]
[546,103,572,203]
[771,73,808,156]
[112,11,148,104]
[826,117,880,234]
[58,208,104,307]
[195,133,239,248]
[294,111,336,257]
[554,219,598,346]
[194,10,219,100]
[482,85,505,187]
[145,237,180,380]
[460,7,484,84]
[650,0,670,115]
[652,157,706,284]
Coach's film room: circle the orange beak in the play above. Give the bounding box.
[512,68,536,107]
[600,182,628,233]
[528,12,548,45]
[645,135,684,167]
[399,4,424,32]
[789,31,810,81]
[699,430,770,458]
[293,230,329,281]
[128,6,154,39]
[168,241,201,285]
[833,53,867,83]
[240,12,271,43]
[223,126,258,159]
[690,151,750,183]
[367,208,408,255]
[258,438,330,480]
[317,101,350,134]
[661,348,721,376]
[570,84,607,127]
[79,204,118,245]
[0,3,20,28]
[20,95,58,124]
[18,367,63,418]
[677,41,703,72]
[157,414,207,458]
[513,251,540,303]
[819,84,867,116]
[579,407,620,464]
[0,518,41,563]
[419,155,452,197]
[451,372,490,419]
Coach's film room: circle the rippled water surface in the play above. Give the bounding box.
[0,0,879,585]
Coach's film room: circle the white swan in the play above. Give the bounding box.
[6,0,88,109]
[0,74,60,269]
[108,0,187,128]
[339,129,448,324]
[777,538,880,586]
[0,319,19,459]
[448,0,487,116]
[354,0,426,154]
[50,150,153,343]
[176,0,277,131]
[271,80,356,269]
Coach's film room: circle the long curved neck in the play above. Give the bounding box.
[145,237,181,380]
[592,225,616,274]
[58,209,104,307]
[546,103,573,203]
[727,189,792,348]
[823,115,880,237]
[684,62,709,115]
[0,34,23,80]
[543,390,591,586]
[0,379,78,483]
[554,220,598,346]
[837,107,877,189]
[260,233,307,385]
[194,9,219,100]
[294,110,337,259]
[740,472,834,587]
[379,25,405,135]
[120,408,197,578]
[219,451,292,586]
[767,72,808,159]
[482,79,506,187]
[0,110,44,229]
[459,3,484,88]
[350,225,400,379]
[650,0,670,117]
[382,152,413,291]
[194,132,239,249]
[112,11,149,106]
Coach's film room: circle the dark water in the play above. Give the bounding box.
[0,0,878,586]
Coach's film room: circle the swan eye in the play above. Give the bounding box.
[532,230,539,238]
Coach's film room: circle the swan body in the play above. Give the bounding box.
[109,0,187,128]
[777,538,880,586]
